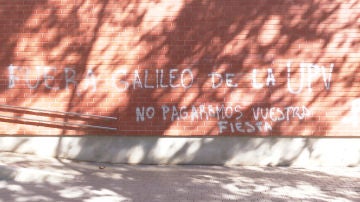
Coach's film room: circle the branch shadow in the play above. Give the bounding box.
[0,153,359,201]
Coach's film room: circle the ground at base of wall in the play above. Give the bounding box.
[0,152,359,202]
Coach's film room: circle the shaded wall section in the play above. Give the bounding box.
[0,0,360,136]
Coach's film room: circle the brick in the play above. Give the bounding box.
[0,0,359,136]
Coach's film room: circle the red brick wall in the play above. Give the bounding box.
[0,0,359,136]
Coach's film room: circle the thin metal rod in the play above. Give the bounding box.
[0,114,117,131]
[0,104,117,120]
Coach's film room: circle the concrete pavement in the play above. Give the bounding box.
[0,152,359,202]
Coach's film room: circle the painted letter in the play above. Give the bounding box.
[235,122,245,132]
[245,122,256,133]
[112,69,129,92]
[264,121,272,131]
[169,68,179,88]
[64,67,77,90]
[191,105,199,120]
[226,73,238,87]
[171,105,180,121]
[218,121,228,134]
[208,72,222,89]
[45,67,59,90]
[287,61,304,94]
[8,65,19,89]
[136,107,145,122]
[181,69,194,89]
[25,67,41,89]
[252,107,260,120]
[252,69,263,89]
[199,105,209,120]
[158,69,168,88]
[235,105,243,120]
[266,68,275,86]
[321,64,334,90]
[161,105,170,121]
[146,107,155,119]
[306,63,315,92]
[144,69,154,89]
[133,70,143,89]
[180,106,188,120]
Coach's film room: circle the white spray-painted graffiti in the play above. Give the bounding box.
[112,68,194,91]
[7,61,328,134]
[286,62,334,94]
[252,68,276,89]
[217,105,312,134]
[8,61,334,94]
[8,65,97,93]
[135,104,312,134]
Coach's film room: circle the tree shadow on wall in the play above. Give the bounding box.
[1,1,360,164]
